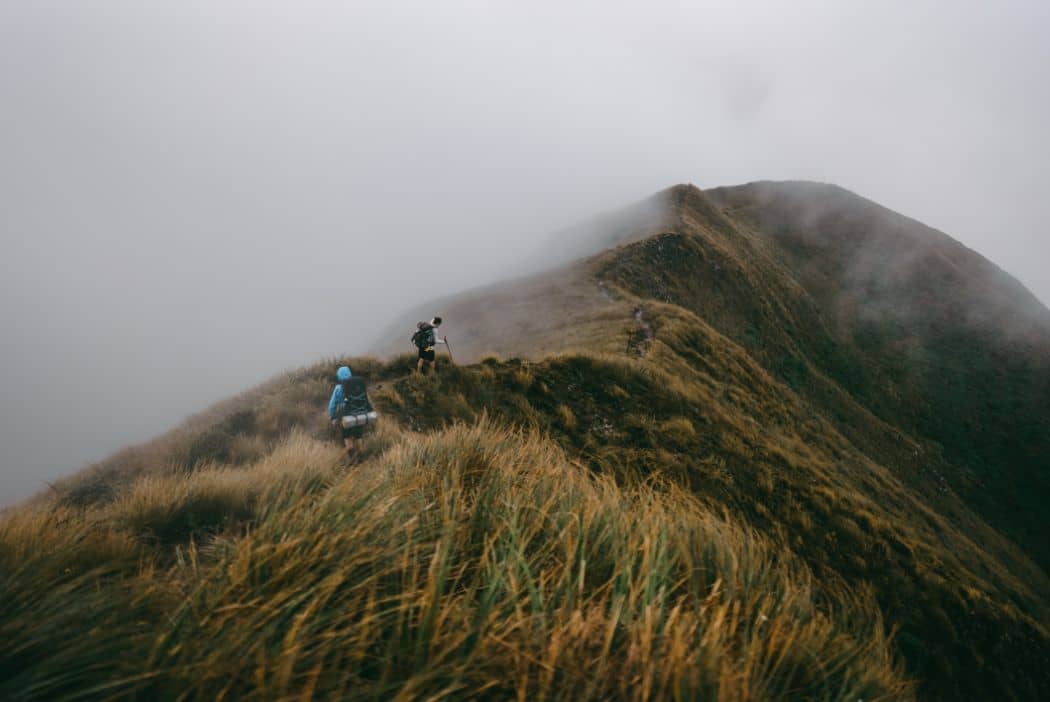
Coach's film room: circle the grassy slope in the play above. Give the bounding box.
[367,182,1050,699]
[4,182,1049,700]
[2,386,909,701]
[703,181,1050,570]
[385,347,1048,700]
[597,185,1050,583]
[15,349,1048,699]
[374,261,636,363]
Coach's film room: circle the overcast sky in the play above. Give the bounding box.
[2,0,1048,502]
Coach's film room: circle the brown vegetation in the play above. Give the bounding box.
[6,180,1049,700]
[0,421,910,700]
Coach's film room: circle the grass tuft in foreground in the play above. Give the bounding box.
[1,419,909,701]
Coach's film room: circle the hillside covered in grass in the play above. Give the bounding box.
[4,182,1049,701]
[1,410,910,701]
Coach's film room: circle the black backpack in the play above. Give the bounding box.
[411,322,434,350]
[340,377,373,416]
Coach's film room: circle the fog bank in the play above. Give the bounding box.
[2,0,1048,501]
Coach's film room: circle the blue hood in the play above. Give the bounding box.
[337,366,352,382]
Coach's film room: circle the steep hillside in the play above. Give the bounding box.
[382,182,1050,571]
[4,358,917,701]
[4,182,1048,701]
[704,181,1050,557]
[369,182,1050,698]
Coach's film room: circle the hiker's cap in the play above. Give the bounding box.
[337,366,352,381]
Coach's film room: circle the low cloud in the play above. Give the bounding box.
[1,0,1047,500]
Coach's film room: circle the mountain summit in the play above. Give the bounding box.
[4,182,1048,701]
[383,180,1050,570]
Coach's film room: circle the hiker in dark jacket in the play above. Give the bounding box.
[328,365,376,463]
[412,316,447,375]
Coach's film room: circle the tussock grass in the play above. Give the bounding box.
[0,508,150,701]
[381,344,1048,700]
[38,353,415,515]
[11,297,1046,700]
[10,181,1050,700]
[1,421,909,701]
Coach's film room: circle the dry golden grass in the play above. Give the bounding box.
[7,180,1050,700]
[378,330,1048,700]
[10,180,1050,699]
[1,420,910,701]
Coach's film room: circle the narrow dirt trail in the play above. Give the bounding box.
[628,306,654,356]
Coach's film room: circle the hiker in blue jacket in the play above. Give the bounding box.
[328,365,374,463]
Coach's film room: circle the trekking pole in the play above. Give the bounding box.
[444,336,456,365]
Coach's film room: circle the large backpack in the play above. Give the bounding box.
[410,321,435,350]
[339,377,378,428]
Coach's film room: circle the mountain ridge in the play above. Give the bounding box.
[5,181,1048,700]
[380,180,1050,570]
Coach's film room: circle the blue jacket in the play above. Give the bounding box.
[328,366,352,419]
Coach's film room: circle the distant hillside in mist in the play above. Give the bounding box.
[4,181,1048,701]
[380,181,1050,570]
